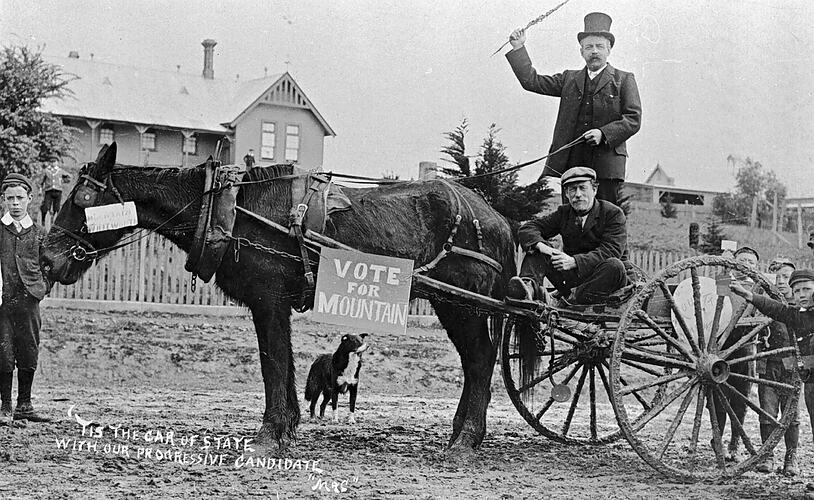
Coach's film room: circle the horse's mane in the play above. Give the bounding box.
[238,164,296,216]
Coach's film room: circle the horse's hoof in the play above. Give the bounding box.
[254,422,295,453]
[443,440,478,463]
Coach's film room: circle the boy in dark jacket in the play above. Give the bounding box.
[0,173,52,423]
[730,268,814,477]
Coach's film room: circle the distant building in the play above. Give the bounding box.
[42,40,335,170]
[625,164,723,208]
[418,161,437,180]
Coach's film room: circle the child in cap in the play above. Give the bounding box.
[731,269,814,477]
[0,172,52,423]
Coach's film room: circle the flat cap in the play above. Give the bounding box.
[1,173,33,192]
[789,269,814,288]
[561,166,597,186]
[734,246,760,261]
[768,257,795,271]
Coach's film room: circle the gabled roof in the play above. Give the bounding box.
[644,163,674,186]
[41,56,335,136]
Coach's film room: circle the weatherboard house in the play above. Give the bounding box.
[42,40,335,170]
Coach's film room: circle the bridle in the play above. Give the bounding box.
[52,165,127,262]
[52,164,208,263]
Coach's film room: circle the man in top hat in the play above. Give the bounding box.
[0,173,52,423]
[507,166,628,305]
[506,12,642,206]
[731,269,814,478]
[39,155,71,226]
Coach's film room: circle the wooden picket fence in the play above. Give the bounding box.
[48,235,814,315]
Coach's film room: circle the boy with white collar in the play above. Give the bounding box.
[0,173,52,423]
[731,269,814,477]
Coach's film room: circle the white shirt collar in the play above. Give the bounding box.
[2,212,33,229]
[587,64,608,80]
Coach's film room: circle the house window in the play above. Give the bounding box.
[261,122,275,160]
[285,125,300,162]
[182,135,197,155]
[141,131,156,151]
[99,127,114,145]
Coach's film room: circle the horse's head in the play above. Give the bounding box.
[42,142,133,284]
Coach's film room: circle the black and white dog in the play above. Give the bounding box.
[305,333,369,423]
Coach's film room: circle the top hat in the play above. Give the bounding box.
[578,12,615,47]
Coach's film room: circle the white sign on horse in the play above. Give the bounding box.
[84,202,138,233]
[313,248,413,335]
[671,276,733,348]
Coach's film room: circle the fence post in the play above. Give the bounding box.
[138,236,147,302]
[798,203,804,249]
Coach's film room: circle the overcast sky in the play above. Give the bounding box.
[2,0,813,195]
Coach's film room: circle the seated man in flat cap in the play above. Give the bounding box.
[507,166,628,305]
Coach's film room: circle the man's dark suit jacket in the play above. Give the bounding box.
[518,199,627,282]
[506,46,641,179]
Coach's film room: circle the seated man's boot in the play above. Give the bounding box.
[507,277,547,304]
[755,424,773,473]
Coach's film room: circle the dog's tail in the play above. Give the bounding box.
[304,361,320,402]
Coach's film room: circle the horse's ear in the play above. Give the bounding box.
[93,142,117,176]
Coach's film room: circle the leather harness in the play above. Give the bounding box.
[184,159,244,283]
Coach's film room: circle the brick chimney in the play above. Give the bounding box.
[201,39,217,79]
[68,51,79,59]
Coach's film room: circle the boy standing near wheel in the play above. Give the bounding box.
[0,173,52,423]
[754,258,799,475]
[730,269,814,477]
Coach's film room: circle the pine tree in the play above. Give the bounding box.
[439,118,471,177]
[440,121,553,235]
[0,45,76,178]
[699,218,728,255]
[660,194,677,218]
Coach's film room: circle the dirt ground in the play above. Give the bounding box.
[1,305,813,499]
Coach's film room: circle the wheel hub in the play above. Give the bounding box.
[697,354,730,384]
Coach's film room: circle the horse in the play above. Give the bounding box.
[40,143,516,454]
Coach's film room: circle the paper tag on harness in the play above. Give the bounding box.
[551,384,571,403]
[85,202,138,233]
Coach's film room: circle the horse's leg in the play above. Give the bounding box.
[251,305,300,449]
[435,303,496,453]
[434,302,470,445]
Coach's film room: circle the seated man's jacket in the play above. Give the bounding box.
[518,199,628,282]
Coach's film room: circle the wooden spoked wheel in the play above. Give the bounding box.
[610,256,802,481]
[502,309,669,445]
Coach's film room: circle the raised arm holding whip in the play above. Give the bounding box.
[505,12,641,206]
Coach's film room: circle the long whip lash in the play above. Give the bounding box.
[491,0,571,57]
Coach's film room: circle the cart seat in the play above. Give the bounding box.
[505,281,642,316]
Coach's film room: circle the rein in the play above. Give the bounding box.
[53,169,225,262]
[229,134,586,188]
